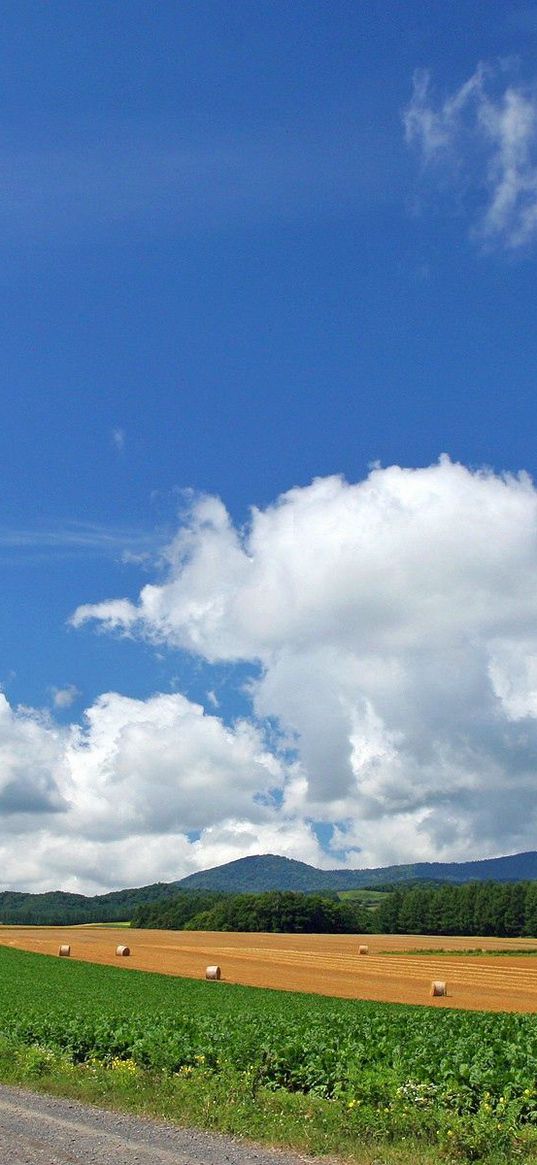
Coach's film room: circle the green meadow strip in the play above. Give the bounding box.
[381,947,537,957]
[0,946,536,1163]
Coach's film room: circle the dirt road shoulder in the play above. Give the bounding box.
[0,1083,313,1165]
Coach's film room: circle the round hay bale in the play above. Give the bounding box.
[115,944,130,957]
[430,980,447,997]
[205,965,221,980]
[358,944,369,955]
[58,944,71,957]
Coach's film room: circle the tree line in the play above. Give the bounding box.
[132,890,371,933]
[374,880,537,937]
[133,881,537,937]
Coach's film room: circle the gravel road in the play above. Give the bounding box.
[0,1084,314,1165]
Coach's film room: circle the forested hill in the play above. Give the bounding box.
[2,850,537,925]
[175,851,537,893]
[0,882,183,926]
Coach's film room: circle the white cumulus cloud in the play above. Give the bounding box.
[51,684,80,709]
[5,458,537,891]
[71,458,537,870]
[64,690,285,839]
[0,696,68,816]
[0,689,325,893]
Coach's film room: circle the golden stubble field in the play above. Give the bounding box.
[1,927,537,1011]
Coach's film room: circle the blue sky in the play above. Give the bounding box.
[4,2,537,892]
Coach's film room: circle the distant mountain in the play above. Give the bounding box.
[174,851,537,893]
[2,851,537,925]
[176,854,335,893]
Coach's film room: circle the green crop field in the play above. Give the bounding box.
[82,920,132,927]
[0,945,536,1163]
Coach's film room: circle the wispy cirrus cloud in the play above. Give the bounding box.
[0,522,162,564]
[111,428,126,454]
[0,114,394,246]
[404,62,537,249]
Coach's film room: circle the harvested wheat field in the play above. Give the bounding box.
[2,926,537,1012]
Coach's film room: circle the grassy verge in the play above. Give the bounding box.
[380,948,537,957]
[81,920,132,927]
[0,1038,446,1165]
[1,1036,527,1165]
[1,946,537,1164]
